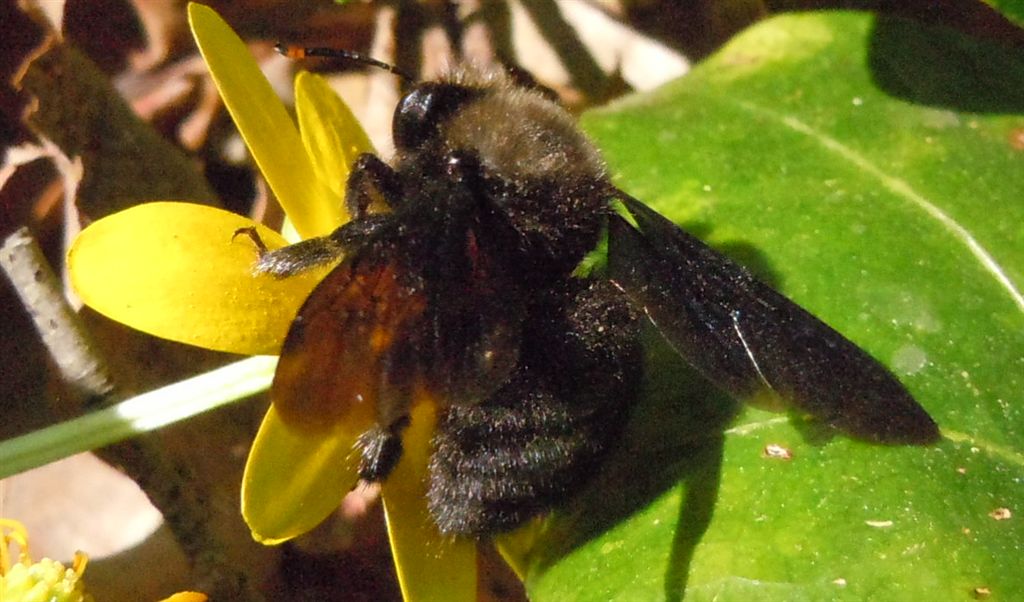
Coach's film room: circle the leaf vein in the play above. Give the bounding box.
[724,416,790,436]
[941,428,1024,467]
[732,100,1024,314]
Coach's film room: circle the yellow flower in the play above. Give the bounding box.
[1,519,93,602]
[68,4,475,601]
[0,519,206,602]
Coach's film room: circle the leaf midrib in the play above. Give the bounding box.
[720,95,1024,314]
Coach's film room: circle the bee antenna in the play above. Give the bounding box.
[275,44,415,82]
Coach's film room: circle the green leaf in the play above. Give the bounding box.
[979,0,1024,28]
[513,12,1024,601]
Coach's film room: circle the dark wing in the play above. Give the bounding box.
[608,193,939,445]
[271,251,428,433]
[272,224,523,433]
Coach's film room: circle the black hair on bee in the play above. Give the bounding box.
[249,52,939,537]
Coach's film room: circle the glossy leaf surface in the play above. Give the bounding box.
[508,12,1024,601]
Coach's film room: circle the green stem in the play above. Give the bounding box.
[0,355,276,479]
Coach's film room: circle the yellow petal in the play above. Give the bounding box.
[241,406,362,544]
[295,71,375,207]
[493,518,547,581]
[188,3,341,238]
[382,400,477,602]
[68,202,326,355]
[159,593,208,602]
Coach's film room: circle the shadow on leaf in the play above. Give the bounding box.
[868,15,1024,113]
[521,332,739,594]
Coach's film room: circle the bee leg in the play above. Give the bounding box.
[246,233,346,277]
[346,153,404,218]
[232,154,401,278]
[427,279,643,536]
[235,214,392,278]
[356,416,410,482]
[355,337,418,482]
[231,224,344,278]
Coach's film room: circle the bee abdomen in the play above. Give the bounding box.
[426,279,642,536]
[427,387,609,534]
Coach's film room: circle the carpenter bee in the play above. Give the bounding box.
[247,51,939,537]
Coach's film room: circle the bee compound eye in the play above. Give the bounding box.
[393,82,475,150]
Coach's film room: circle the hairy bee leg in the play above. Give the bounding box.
[346,153,404,217]
[427,279,643,536]
[356,416,410,482]
[232,154,402,278]
[232,225,343,277]
[237,216,392,278]
[249,234,346,277]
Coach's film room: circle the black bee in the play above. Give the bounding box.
[248,53,939,537]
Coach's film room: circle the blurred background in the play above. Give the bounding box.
[1,0,1021,600]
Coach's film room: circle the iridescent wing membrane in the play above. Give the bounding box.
[608,193,939,445]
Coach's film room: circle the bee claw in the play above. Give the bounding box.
[231,226,270,257]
